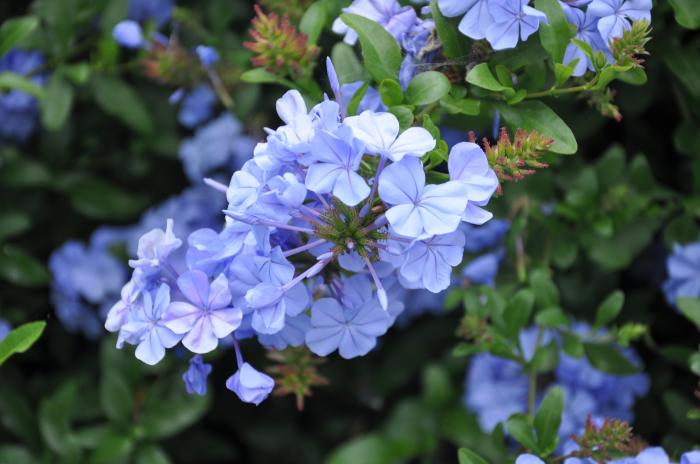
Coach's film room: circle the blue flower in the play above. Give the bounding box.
[340,82,385,113]
[516,455,545,464]
[0,49,46,143]
[345,110,435,162]
[127,0,174,27]
[177,85,217,128]
[163,271,243,353]
[398,230,465,293]
[437,0,492,41]
[682,451,700,464]
[195,45,219,66]
[563,8,610,76]
[588,0,651,41]
[486,0,548,50]
[379,157,468,237]
[112,20,144,48]
[662,240,700,305]
[399,19,436,88]
[462,248,504,286]
[128,218,182,273]
[179,113,256,182]
[305,276,391,359]
[305,126,369,206]
[447,142,499,225]
[0,320,11,341]
[120,284,182,365]
[183,355,213,395]
[258,313,311,350]
[226,362,275,405]
[332,0,417,46]
[462,219,510,253]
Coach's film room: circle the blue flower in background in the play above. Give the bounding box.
[517,455,545,464]
[0,320,11,341]
[462,248,504,286]
[588,0,651,42]
[0,49,46,143]
[127,0,174,27]
[179,113,256,183]
[112,20,144,48]
[183,355,213,395]
[177,85,217,129]
[563,7,611,76]
[662,240,700,305]
[462,219,510,253]
[332,0,417,46]
[682,451,700,464]
[562,444,670,464]
[49,241,127,338]
[340,82,385,113]
[195,45,219,66]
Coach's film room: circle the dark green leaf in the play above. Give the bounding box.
[347,82,369,116]
[41,74,74,131]
[299,2,326,44]
[431,0,466,58]
[457,448,489,464]
[529,269,559,308]
[330,42,367,83]
[379,79,404,106]
[39,382,81,459]
[135,445,171,464]
[583,343,640,375]
[0,213,31,243]
[496,101,577,154]
[677,298,700,328]
[531,340,559,373]
[406,71,451,106]
[0,16,39,55]
[506,414,539,451]
[0,245,49,287]
[0,446,35,464]
[466,63,509,92]
[339,14,402,82]
[440,95,481,115]
[92,75,153,134]
[535,307,569,328]
[141,390,208,439]
[562,333,584,358]
[0,72,45,98]
[89,432,133,464]
[504,289,535,339]
[388,105,414,131]
[100,370,133,424]
[535,0,573,63]
[60,175,147,220]
[594,290,625,328]
[669,0,700,29]
[534,387,563,456]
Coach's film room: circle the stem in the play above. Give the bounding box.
[525,84,590,99]
[515,235,527,284]
[283,239,327,257]
[207,67,234,109]
[360,155,386,218]
[527,326,545,418]
[204,177,228,193]
[231,336,244,368]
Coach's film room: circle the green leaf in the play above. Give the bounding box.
[340,13,402,82]
[583,343,640,375]
[0,245,49,287]
[406,71,451,106]
[347,82,369,116]
[39,382,81,459]
[331,42,367,83]
[534,387,564,456]
[92,75,153,134]
[60,175,147,220]
[677,298,700,328]
[504,289,535,339]
[0,321,46,365]
[535,307,569,328]
[379,79,404,106]
[531,340,560,373]
[554,63,574,86]
[422,364,453,408]
[61,63,91,85]
[466,63,509,92]
[496,101,577,154]
[89,432,133,464]
[457,448,489,464]
[41,74,74,131]
[669,0,700,29]
[0,72,45,98]
[0,16,39,55]
[431,0,467,58]
[562,333,584,357]
[299,1,326,44]
[506,414,539,451]
[100,370,133,424]
[666,51,700,100]
[452,342,483,357]
[141,389,208,439]
[535,0,573,63]
[0,446,35,464]
[594,290,625,329]
[529,269,559,308]
[135,445,171,464]
[0,212,31,243]
[388,105,414,131]
[440,95,481,115]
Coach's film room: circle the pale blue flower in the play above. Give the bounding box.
[183,355,213,395]
[332,0,417,46]
[563,8,610,76]
[195,45,218,66]
[112,20,144,48]
[447,142,499,225]
[588,0,651,41]
[341,82,385,113]
[379,157,468,237]
[399,230,465,293]
[177,85,217,128]
[462,219,510,253]
[0,320,11,341]
[516,455,545,464]
[462,248,504,286]
[662,240,700,305]
[226,362,275,405]
[306,126,369,206]
[486,0,548,50]
[305,276,391,359]
[344,110,435,162]
[0,49,46,143]
[129,219,182,272]
[120,284,182,365]
[127,0,173,27]
[258,313,311,350]
[682,451,700,464]
[163,271,243,353]
[437,0,493,41]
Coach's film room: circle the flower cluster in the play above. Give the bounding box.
[561,0,652,76]
[0,49,46,144]
[464,324,649,442]
[518,447,700,464]
[105,58,501,404]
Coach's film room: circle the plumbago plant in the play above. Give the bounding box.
[4,0,700,462]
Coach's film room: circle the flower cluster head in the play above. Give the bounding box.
[0,49,46,144]
[464,324,649,443]
[662,239,700,305]
[476,127,553,184]
[244,5,320,80]
[561,0,652,76]
[106,58,501,404]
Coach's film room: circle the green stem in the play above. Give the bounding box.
[527,326,545,418]
[524,84,591,99]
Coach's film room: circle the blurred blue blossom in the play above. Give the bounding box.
[340,82,385,113]
[662,240,700,305]
[0,320,11,341]
[462,219,510,253]
[112,20,144,48]
[127,0,174,27]
[195,45,219,66]
[0,49,46,143]
[183,355,213,395]
[177,85,217,128]
[462,248,504,286]
[178,113,256,182]
[562,444,671,464]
